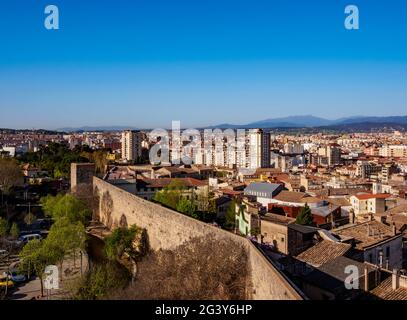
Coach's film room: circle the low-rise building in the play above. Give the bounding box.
[333,221,403,269]
[260,213,296,254]
[243,182,283,207]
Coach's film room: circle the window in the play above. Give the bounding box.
[386,247,390,258]
[369,253,373,263]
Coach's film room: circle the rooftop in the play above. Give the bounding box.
[370,276,407,300]
[296,239,351,267]
[354,193,391,200]
[273,191,307,203]
[139,177,207,188]
[312,205,340,217]
[333,221,400,250]
[244,182,281,199]
[261,213,296,226]
[325,197,351,207]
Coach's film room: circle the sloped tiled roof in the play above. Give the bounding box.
[295,240,351,267]
[273,191,307,203]
[333,221,399,250]
[370,277,407,300]
[354,193,390,200]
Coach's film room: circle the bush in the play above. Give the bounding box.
[104,226,148,261]
[73,262,130,300]
[108,237,251,300]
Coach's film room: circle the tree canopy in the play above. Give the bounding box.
[224,199,237,230]
[153,180,185,210]
[19,239,60,296]
[17,142,111,179]
[41,194,91,225]
[104,225,147,261]
[296,203,314,226]
[9,222,19,239]
[19,194,89,296]
[0,158,22,195]
[176,198,196,217]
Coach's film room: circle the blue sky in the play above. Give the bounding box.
[0,0,406,129]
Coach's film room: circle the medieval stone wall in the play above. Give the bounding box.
[93,177,304,300]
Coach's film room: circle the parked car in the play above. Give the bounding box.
[0,249,8,259]
[3,270,27,283]
[0,279,14,288]
[19,234,42,244]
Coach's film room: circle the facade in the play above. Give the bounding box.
[350,194,389,216]
[247,129,271,169]
[379,145,407,158]
[327,144,341,166]
[260,213,296,254]
[121,130,143,162]
[235,198,265,236]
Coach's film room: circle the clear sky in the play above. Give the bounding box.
[0,0,407,129]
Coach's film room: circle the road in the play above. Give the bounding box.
[5,252,89,300]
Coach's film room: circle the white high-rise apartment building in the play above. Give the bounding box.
[247,129,262,169]
[379,145,407,158]
[247,129,270,169]
[121,130,143,161]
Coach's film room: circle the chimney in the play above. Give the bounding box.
[350,209,355,224]
[392,269,400,290]
[364,266,369,291]
[392,223,397,236]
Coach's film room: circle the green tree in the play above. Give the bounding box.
[41,194,91,225]
[74,262,130,300]
[224,199,237,230]
[19,239,59,297]
[46,218,87,271]
[24,212,36,226]
[153,180,184,210]
[104,225,146,261]
[0,158,22,206]
[0,217,8,238]
[17,142,89,179]
[10,222,19,239]
[176,197,196,217]
[296,203,314,226]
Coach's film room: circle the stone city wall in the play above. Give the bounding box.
[93,177,304,300]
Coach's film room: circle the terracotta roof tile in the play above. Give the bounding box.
[296,240,351,267]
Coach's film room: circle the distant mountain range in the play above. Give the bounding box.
[210,115,407,129]
[55,115,407,132]
[57,126,139,132]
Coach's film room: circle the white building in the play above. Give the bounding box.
[121,130,143,162]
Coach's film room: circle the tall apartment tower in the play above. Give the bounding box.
[261,130,271,168]
[247,129,271,169]
[121,130,143,161]
[327,143,341,166]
